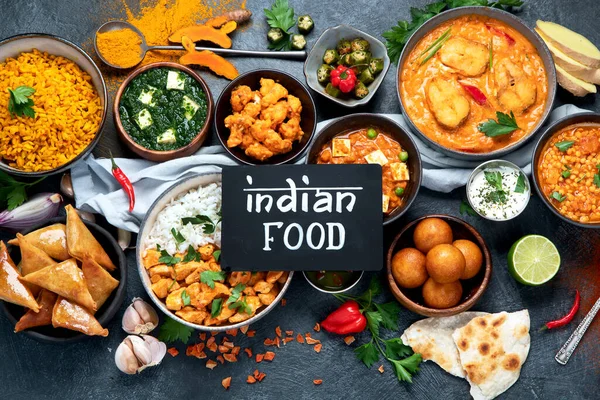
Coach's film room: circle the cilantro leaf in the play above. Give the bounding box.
[554,140,575,152]
[594,173,600,188]
[6,185,27,211]
[10,86,35,103]
[200,270,226,289]
[514,173,526,193]
[389,353,423,383]
[211,298,223,318]
[158,249,180,266]
[550,191,566,202]
[228,299,252,314]
[182,245,200,263]
[354,340,379,368]
[213,250,221,262]
[478,111,520,137]
[365,311,382,337]
[384,338,413,360]
[171,228,186,244]
[358,276,382,303]
[484,171,503,191]
[181,289,191,306]
[157,317,193,344]
[0,171,44,210]
[264,0,295,32]
[460,200,478,217]
[374,302,401,330]
[226,283,246,304]
[7,86,36,118]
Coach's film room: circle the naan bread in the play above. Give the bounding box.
[52,296,108,337]
[15,289,58,332]
[401,312,488,377]
[0,241,40,312]
[65,205,115,271]
[81,256,119,311]
[452,310,530,400]
[8,223,69,261]
[21,259,97,312]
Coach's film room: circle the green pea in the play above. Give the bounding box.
[399,151,409,162]
[395,187,405,196]
[367,128,378,139]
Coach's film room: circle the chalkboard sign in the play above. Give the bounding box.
[221,164,383,272]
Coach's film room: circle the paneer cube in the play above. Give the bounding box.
[332,138,351,157]
[166,70,185,90]
[365,149,388,166]
[389,162,410,181]
[157,128,176,145]
[136,109,153,130]
[182,95,200,120]
[138,86,157,105]
[382,194,389,213]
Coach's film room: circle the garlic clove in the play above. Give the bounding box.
[142,335,167,366]
[127,335,153,367]
[118,229,132,251]
[122,298,159,334]
[60,172,74,199]
[115,338,139,375]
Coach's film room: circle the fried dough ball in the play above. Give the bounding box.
[391,248,428,289]
[426,78,470,129]
[453,240,483,280]
[413,218,453,254]
[422,278,463,309]
[439,37,489,77]
[495,58,537,114]
[426,244,465,283]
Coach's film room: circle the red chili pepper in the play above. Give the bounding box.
[541,290,580,331]
[486,25,516,45]
[460,83,487,105]
[321,300,367,335]
[110,152,135,212]
[330,65,357,93]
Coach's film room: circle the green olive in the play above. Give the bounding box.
[395,187,405,196]
[367,128,378,139]
[399,151,409,162]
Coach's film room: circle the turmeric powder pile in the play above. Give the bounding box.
[96,28,143,68]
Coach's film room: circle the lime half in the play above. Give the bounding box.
[507,235,561,286]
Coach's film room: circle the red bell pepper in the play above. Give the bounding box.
[460,83,487,105]
[486,25,516,45]
[321,300,367,335]
[330,65,357,94]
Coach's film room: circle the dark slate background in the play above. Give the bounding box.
[1,1,599,399]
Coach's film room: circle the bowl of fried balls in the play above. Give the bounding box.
[386,215,492,317]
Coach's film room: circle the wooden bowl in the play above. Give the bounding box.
[114,62,214,162]
[214,69,317,165]
[386,214,492,317]
[305,113,422,225]
[2,216,127,343]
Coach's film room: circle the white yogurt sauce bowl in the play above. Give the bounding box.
[466,160,531,221]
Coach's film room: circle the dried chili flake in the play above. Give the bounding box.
[207,337,216,346]
[313,322,321,332]
[275,337,281,348]
[240,325,249,334]
[256,353,264,363]
[246,330,256,337]
[247,375,257,384]
[257,372,266,382]
[313,379,323,385]
[222,376,231,390]
[253,369,260,378]
[199,333,206,341]
[226,328,238,337]
[283,337,294,344]
[218,345,231,353]
[217,355,225,364]
[211,331,218,337]
[285,330,294,336]
[167,347,179,357]
[281,298,286,307]
[223,353,238,363]
[296,334,305,343]
[223,341,234,349]
[206,360,218,369]
[343,336,356,345]
[314,343,322,353]
[264,351,276,361]
[306,336,321,345]
[244,348,253,358]
[186,343,206,358]
[232,347,241,356]
[378,365,384,374]
[264,338,276,346]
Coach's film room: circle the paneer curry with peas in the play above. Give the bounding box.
[317,127,410,214]
[400,15,549,153]
[143,244,288,326]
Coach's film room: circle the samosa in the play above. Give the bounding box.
[17,233,58,296]
[8,223,69,261]
[15,289,58,332]
[52,296,108,337]
[0,241,39,312]
[65,205,115,271]
[81,256,119,311]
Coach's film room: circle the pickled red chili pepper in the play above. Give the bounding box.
[460,83,487,105]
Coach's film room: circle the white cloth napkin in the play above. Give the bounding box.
[72,104,589,232]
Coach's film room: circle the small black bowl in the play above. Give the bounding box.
[214,69,317,165]
[2,216,127,343]
[531,112,600,228]
[305,113,422,225]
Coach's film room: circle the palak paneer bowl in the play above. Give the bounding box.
[397,6,556,160]
[305,114,422,225]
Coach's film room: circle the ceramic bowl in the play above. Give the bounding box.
[136,172,294,331]
[386,214,492,317]
[396,6,557,160]
[114,62,214,162]
[214,69,317,165]
[305,113,422,225]
[2,216,127,343]
[304,24,390,107]
[0,34,108,177]
[531,112,600,228]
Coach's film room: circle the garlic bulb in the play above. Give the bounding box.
[115,335,166,375]
[122,298,159,334]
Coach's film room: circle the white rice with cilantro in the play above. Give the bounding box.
[144,182,221,255]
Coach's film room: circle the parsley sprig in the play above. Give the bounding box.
[157,245,180,266]
[264,0,296,50]
[182,212,220,234]
[484,171,508,204]
[478,111,520,137]
[0,170,45,211]
[382,0,524,64]
[7,86,36,118]
[459,200,478,217]
[332,277,422,383]
[200,270,226,289]
[157,317,194,344]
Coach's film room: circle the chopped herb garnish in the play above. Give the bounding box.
[171,228,186,244]
[228,298,253,314]
[200,270,226,289]
[459,200,478,217]
[211,298,223,318]
[514,174,526,193]
[561,170,571,179]
[478,111,520,137]
[158,249,180,266]
[157,317,193,344]
[419,32,451,65]
[182,245,201,263]
[213,250,221,262]
[551,191,566,202]
[483,171,508,204]
[226,284,246,305]
[7,85,36,118]
[182,214,218,234]
[181,290,191,306]
[577,174,587,183]
[0,170,45,210]
[594,174,600,188]
[555,140,575,152]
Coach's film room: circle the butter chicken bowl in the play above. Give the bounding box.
[305,114,422,225]
[397,6,556,160]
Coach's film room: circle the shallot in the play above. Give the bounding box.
[0,193,62,230]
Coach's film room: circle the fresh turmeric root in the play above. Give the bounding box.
[169,25,232,48]
[180,35,239,80]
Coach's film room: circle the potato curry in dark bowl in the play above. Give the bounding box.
[305,114,422,225]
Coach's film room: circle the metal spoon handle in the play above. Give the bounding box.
[555,296,600,365]
[148,45,307,60]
